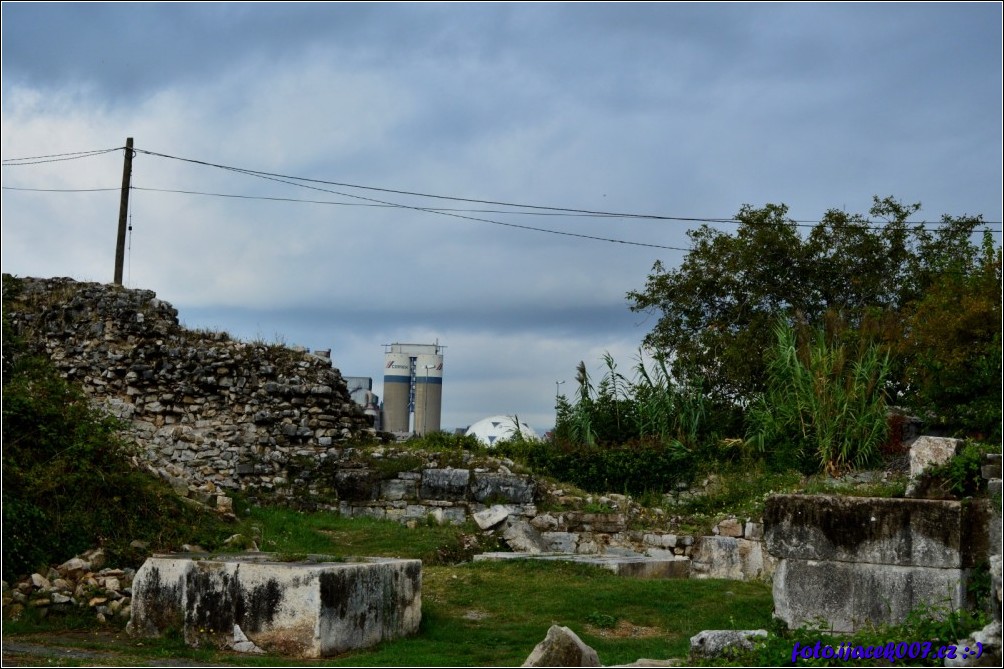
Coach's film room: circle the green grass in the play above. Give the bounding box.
[3,513,774,666]
[234,506,497,563]
[330,560,773,667]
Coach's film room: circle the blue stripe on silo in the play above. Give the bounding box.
[415,377,443,384]
[383,375,412,383]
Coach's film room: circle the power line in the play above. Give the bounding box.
[4,145,1002,234]
[134,186,1004,232]
[134,147,696,221]
[2,186,119,193]
[1,147,122,165]
[130,147,1004,231]
[7,182,1001,234]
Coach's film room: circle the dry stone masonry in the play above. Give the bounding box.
[5,276,375,506]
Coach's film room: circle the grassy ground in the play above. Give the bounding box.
[2,511,774,666]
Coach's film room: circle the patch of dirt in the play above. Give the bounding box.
[586,619,663,639]
[1,629,232,667]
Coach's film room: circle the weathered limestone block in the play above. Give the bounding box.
[764,495,987,568]
[420,468,470,501]
[522,625,600,667]
[564,512,627,533]
[766,495,989,632]
[127,554,421,658]
[473,504,511,530]
[502,518,551,553]
[909,436,963,478]
[380,479,417,502]
[773,559,969,633]
[715,518,743,538]
[471,472,535,504]
[690,536,775,581]
[542,532,578,553]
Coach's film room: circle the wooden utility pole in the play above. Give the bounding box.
[114,137,134,285]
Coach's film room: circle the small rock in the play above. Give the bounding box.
[58,554,89,574]
[474,505,511,530]
[522,625,600,667]
[83,549,107,570]
[690,629,767,660]
[232,624,265,654]
[30,573,51,590]
[716,518,743,538]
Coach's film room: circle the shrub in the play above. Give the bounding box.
[1,354,229,581]
[494,437,695,496]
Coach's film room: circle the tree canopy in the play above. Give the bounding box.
[627,196,1001,438]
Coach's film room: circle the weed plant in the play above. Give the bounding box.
[746,318,891,475]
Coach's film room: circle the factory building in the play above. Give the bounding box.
[382,342,444,435]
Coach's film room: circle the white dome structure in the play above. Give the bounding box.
[465,415,539,447]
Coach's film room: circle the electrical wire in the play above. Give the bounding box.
[130,148,1004,231]
[2,186,120,193]
[7,183,999,234]
[131,186,1003,232]
[3,146,1002,237]
[1,147,122,165]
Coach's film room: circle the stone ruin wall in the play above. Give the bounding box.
[4,276,376,508]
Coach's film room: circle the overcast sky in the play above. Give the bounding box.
[2,2,1001,433]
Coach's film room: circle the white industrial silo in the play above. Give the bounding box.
[382,347,413,433]
[414,351,444,435]
[382,343,445,436]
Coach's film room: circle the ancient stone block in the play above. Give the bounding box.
[127,554,421,657]
[764,495,988,568]
[716,518,743,537]
[541,532,578,553]
[473,504,511,530]
[772,558,968,633]
[380,479,416,502]
[420,468,470,501]
[766,494,991,633]
[502,518,551,553]
[690,536,775,581]
[470,472,535,504]
[909,436,963,478]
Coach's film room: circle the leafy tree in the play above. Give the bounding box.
[627,196,1000,431]
[896,234,1002,439]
